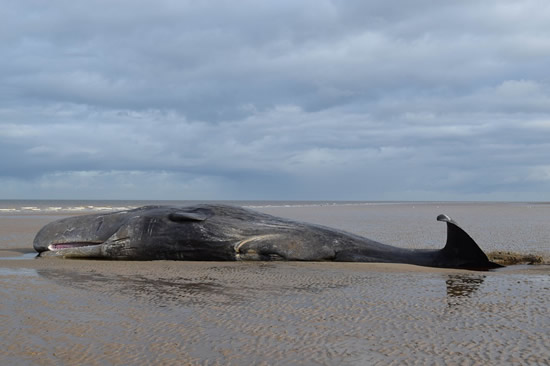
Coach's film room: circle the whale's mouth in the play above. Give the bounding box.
[48,242,103,251]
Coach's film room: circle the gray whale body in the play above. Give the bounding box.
[33,204,501,269]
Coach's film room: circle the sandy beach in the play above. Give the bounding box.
[1,202,549,365]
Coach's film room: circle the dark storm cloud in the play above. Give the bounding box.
[1,0,549,199]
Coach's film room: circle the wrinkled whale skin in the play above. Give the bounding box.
[33,204,501,269]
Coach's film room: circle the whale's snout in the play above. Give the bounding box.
[33,211,129,255]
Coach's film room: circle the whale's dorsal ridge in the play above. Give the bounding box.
[168,210,210,222]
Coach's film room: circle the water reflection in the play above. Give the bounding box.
[0,252,38,260]
[0,267,38,276]
[446,274,485,298]
[445,274,485,307]
[34,265,492,311]
[36,269,240,307]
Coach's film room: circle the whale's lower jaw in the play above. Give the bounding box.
[39,243,106,258]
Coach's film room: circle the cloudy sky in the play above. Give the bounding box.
[1,1,549,201]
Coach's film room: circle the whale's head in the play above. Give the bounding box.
[33,206,215,260]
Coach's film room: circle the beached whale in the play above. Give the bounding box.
[33,204,501,269]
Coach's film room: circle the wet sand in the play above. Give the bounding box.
[1,252,549,365]
[1,204,549,364]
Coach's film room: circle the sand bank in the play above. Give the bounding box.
[1,253,548,365]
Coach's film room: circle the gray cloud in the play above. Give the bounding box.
[1,1,549,200]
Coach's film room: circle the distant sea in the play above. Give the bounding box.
[0,199,402,214]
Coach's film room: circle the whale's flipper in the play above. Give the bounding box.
[235,234,336,261]
[435,214,502,269]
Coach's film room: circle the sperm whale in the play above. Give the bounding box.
[33,204,501,269]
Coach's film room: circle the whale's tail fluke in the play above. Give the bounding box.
[435,214,502,269]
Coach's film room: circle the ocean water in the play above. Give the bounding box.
[0,200,549,257]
